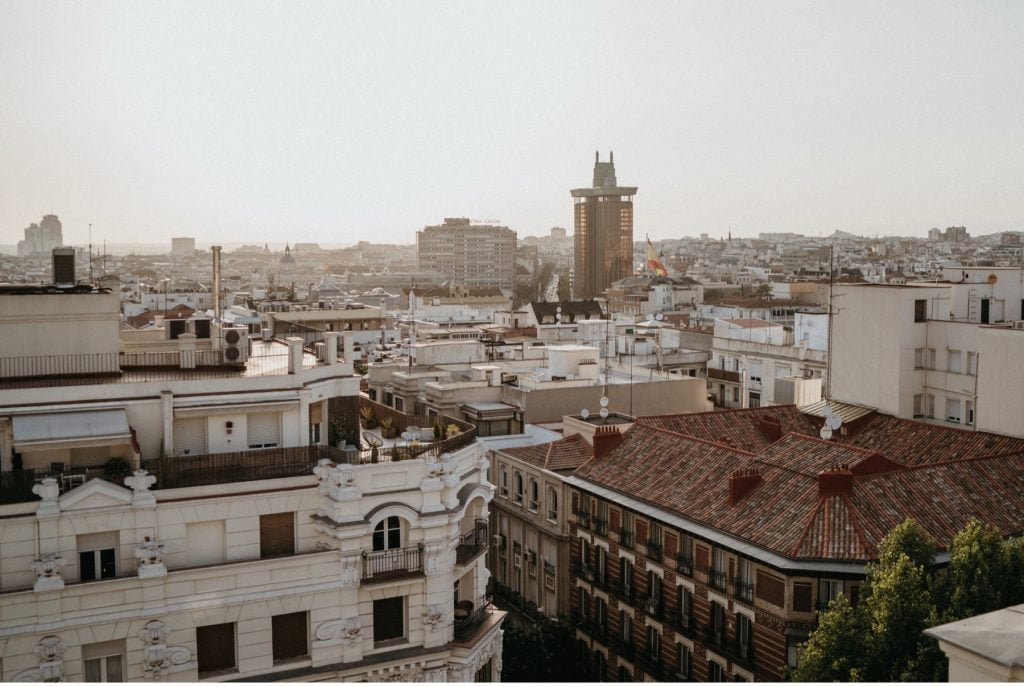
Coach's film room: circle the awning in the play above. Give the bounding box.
[12,409,132,450]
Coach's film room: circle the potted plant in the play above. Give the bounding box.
[359,404,378,429]
[379,415,397,439]
[445,424,461,439]
[370,445,379,464]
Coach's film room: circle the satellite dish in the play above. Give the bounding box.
[819,426,833,440]
[655,313,664,321]
[646,313,655,321]
[362,432,383,448]
[826,414,842,431]
[599,407,610,419]
[599,396,609,408]
[580,408,590,420]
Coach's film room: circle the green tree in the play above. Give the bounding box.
[862,553,936,681]
[789,594,866,681]
[877,518,936,570]
[947,517,1005,618]
[501,617,594,682]
[1000,537,1024,606]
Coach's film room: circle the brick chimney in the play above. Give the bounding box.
[728,468,763,506]
[818,464,855,497]
[592,426,625,460]
[756,417,783,443]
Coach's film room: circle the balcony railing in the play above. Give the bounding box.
[453,596,494,642]
[456,519,489,566]
[0,465,111,505]
[703,625,726,650]
[732,578,754,604]
[618,528,634,549]
[707,367,741,383]
[645,540,663,561]
[676,555,694,577]
[643,595,664,620]
[673,606,694,635]
[593,517,608,536]
[362,544,423,581]
[577,511,591,529]
[609,634,636,660]
[705,566,727,592]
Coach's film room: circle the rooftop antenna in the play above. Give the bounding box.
[825,243,835,401]
[88,223,93,283]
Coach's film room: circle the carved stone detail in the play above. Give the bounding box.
[136,538,167,578]
[32,478,60,517]
[35,635,67,682]
[31,554,65,592]
[340,553,361,587]
[138,619,191,677]
[124,470,157,507]
[422,605,445,631]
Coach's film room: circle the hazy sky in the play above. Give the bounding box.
[2,1,1023,247]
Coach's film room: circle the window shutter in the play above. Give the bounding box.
[793,582,813,612]
[260,512,295,558]
[309,402,323,425]
[247,412,280,447]
[196,623,235,674]
[272,612,308,662]
[173,417,207,456]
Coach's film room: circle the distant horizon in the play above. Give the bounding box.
[3,2,1023,245]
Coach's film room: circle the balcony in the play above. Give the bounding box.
[576,511,591,530]
[609,634,636,661]
[455,519,489,566]
[0,464,114,505]
[618,528,634,549]
[676,555,694,577]
[705,566,727,593]
[574,560,597,583]
[634,651,666,680]
[643,595,664,620]
[358,398,477,461]
[453,596,495,642]
[703,625,726,651]
[571,609,608,641]
[645,540,663,561]
[361,544,423,582]
[593,516,608,537]
[707,367,741,384]
[732,578,754,604]
[673,606,694,636]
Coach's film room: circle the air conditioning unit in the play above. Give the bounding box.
[1013,320,1024,330]
[222,327,249,364]
[261,327,273,341]
[166,319,188,340]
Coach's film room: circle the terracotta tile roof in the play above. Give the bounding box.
[502,434,593,472]
[573,413,1024,563]
[640,406,818,453]
[125,304,196,329]
[844,414,1024,465]
[720,318,777,328]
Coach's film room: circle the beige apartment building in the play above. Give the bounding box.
[0,276,504,682]
[830,270,1024,437]
[416,218,517,294]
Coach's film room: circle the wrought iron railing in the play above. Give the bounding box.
[705,565,727,592]
[361,544,423,581]
[676,555,694,577]
[456,519,489,566]
[645,540,663,560]
[618,528,634,548]
[453,596,493,642]
[732,577,754,604]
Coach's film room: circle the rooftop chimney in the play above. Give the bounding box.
[212,245,222,323]
[592,425,624,460]
[52,247,76,287]
[728,468,763,506]
[756,417,784,443]
[818,464,855,497]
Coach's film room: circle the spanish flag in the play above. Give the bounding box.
[646,235,668,276]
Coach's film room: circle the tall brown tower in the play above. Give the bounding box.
[571,151,637,299]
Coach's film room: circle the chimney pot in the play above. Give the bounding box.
[728,469,763,506]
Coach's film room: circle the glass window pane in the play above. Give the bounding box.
[106,655,123,682]
[84,658,101,682]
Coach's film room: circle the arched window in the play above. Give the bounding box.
[373,516,402,551]
[514,472,524,504]
[528,479,539,511]
[547,487,558,521]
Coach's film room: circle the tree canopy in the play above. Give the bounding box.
[790,518,1024,682]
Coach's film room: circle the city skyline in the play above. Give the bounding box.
[2,1,1024,247]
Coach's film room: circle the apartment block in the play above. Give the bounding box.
[417,218,516,293]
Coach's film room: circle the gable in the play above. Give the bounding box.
[59,478,133,511]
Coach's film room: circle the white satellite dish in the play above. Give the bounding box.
[599,407,609,419]
[819,426,833,440]
[599,396,609,408]
[655,313,664,321]
[646,313,655,321]
[580,408,590,420]
[826,414,842,431]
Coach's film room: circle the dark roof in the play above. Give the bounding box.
[125,304,197,328]
[501,434,593,472]
[573,409,1024,563]
[530,300,604,323]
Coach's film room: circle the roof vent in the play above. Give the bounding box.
[729,468,763,506]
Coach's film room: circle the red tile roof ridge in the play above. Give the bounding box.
[790,495,828,558]
[773,431,885,458]
[636,423,759,457]
[853,449,1024,480]
[637,405,800,422]
[841,495,879,558]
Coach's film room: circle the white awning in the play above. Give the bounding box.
[12,409,132,450]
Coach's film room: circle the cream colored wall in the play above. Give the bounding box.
[977,327,1024,438]
[942,642,1023,682]
[0,292,121,360]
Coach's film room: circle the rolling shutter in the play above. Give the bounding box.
[247,412,280,448]
[309,402,323,425]
[196,623,235,675]
[271,612,308,661]
[259,512,295,558]
[173,417,207,456]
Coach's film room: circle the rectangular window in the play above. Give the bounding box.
[709,660,726,682]
[913,394,923,418]
[247,412,280,449]
[621,511,634,547]
[272,611,309,663]
[77,532,117,582]
[620,556,633,598]
[596,546,607,584]
[947,398,962,423]
[914,299,927,322]
[914,348,925,369]
[793,582,813,612]
[260,512,295,558]
[818,579,841,610]
[966,400,975,426]
[373,596,405,644]
[928,348,936,369]
[647,625,660,659]
[736,613,753,660]
[83,640,125,682]
[948,350,962,373]
[926,394,936,419]
[620,609,632,643]
[197,622,236,676]
[967,351,978,375]
[676,642,691,678]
